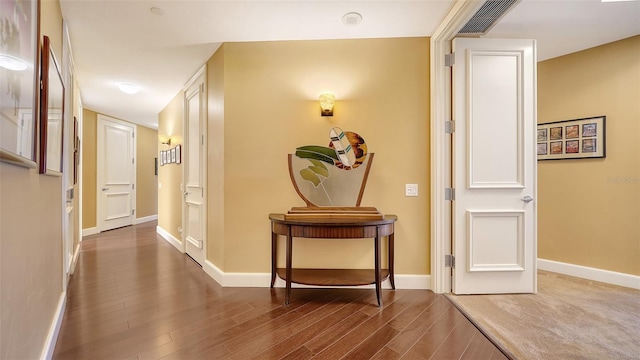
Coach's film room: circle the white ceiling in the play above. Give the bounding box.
[60,0,640,130]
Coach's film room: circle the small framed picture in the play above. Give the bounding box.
[176,145,181,164]
[550,141,563,155]
[550,127,562,140]
[582,123,597,137]
[565,125,579,139]
[566,140,579,154]
[160,151,165,166]
[171,148,176,163]
[537,143,548,155]
[537,129,548,142]
[537,116,606,160]
[582,139,596,153]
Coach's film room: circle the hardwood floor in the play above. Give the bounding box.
[53,222,507,360]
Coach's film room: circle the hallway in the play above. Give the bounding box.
[53,222,507,359]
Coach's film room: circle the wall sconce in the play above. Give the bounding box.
[161,138,172,146]
[319,92,335,117]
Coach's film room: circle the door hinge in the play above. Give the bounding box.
[131,209,135,215]
[445,188,455,201]
[201,134,204,145]
[132,132,135,138]
[445,254,455,268]
[445,120,455,134]
[445,53,455,67]
[132,158,134,164]
[132,184,135,190]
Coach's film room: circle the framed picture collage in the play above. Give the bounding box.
[537,116,606,160]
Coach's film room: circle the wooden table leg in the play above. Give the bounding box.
[285,226,292,305]
[374,233,382,307]
[270,231,277,288]
[389,233,395,290]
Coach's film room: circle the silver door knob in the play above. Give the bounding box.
[183,192,189,196]
[521,195,533,203]
[102,187,109,191]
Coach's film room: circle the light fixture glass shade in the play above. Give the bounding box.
[319,92,335,116]
[118,82,140,94]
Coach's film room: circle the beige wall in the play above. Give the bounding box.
[0,1,64,358]
[82,110,159,229]
[82,109,97,228]
[200,38,430,274]
[538,35,640,276]
[207,44,225,267]
[157,93,184,239]
[136,126,159,218]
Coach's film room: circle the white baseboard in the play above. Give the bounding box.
[156,226,183,252]
[202,260,431,290]
[538,258,640,290]
[40,292,66,360]
[81,227,98,237]
[135,214,158,224]
[70,243,81,275]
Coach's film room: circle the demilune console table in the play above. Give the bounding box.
[269,213,397,307]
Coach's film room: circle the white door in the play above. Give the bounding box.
[183,68,206,265]
[452,38,537,294]
[97,115,136,232]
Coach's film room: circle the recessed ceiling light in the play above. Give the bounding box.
[118,82,140,95]
[150,7,164,15]
[342,12,363,26]
[0,54,28,71]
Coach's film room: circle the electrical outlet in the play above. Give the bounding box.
[405,184,418,197]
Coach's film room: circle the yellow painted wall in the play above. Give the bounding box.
[82,109,97,228]
[202,38,430,274]
[157,93,184,239]
[207,45,225,266]
[136,126,158,218]
[538,35,640,276]
[82,109,159,229]
[0,1,64,358]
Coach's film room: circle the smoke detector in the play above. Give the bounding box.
[342,12,363,26]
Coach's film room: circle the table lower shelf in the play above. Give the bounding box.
[276,268,390,286]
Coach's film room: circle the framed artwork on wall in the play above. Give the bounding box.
[537,116,606,160]
[39,35,65,175]
[0,0,40,168]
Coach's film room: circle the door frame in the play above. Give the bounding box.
[96,114,137,232]
[61,20,74,289]
[182,65,207,260]
[430,0,485,293]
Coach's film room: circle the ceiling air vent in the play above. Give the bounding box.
[458,0,520,36]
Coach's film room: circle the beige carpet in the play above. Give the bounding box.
[445,271,640,360]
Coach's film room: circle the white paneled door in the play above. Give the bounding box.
[183,67,206,265]
[98,115,136,232]
[452,38,537,294]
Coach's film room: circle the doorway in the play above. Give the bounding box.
[97,114,137,232]
[182,66,207,265]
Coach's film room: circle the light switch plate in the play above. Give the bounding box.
[405,184,418,197]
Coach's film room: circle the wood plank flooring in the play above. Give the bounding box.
[53,222,507,360]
